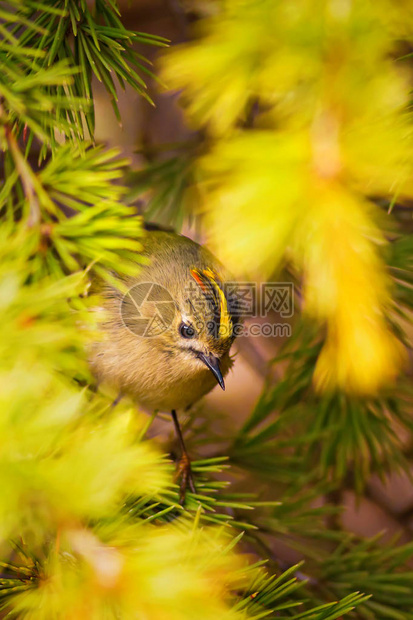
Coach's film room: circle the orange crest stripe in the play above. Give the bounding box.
[190,268,207,291]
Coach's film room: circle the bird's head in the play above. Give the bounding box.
[120,264,239,391]
[164,266,236,390]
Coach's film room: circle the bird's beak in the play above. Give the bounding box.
[197,352,225,390]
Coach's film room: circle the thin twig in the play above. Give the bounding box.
[4,122,40,226]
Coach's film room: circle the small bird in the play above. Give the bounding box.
[90,227,239,500]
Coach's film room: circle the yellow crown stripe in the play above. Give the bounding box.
[191,267,233,339]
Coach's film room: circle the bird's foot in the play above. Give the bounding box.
[175,451,196,504]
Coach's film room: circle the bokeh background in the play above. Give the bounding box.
[2,1,413,617]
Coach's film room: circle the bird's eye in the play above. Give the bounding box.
[180,323,196,339]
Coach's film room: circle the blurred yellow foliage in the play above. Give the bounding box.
[297,183,406,392]
[8,522,248,620]
[162,0,413,394]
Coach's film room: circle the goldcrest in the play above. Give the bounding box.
[89,229,239,499]
[90,229,238,411]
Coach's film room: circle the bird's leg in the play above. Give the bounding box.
[171,409,196,503]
